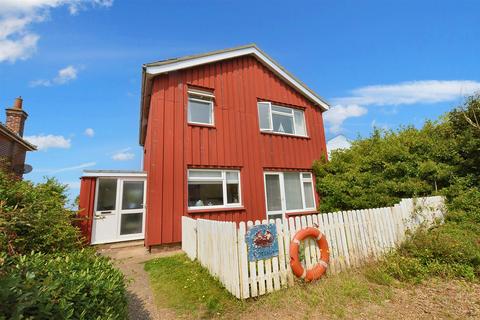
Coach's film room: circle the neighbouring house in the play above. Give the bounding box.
[326,135,352,157]
[0,97,36,178]
[78,44,330,248]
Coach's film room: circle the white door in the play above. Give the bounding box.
[91,178,146,244]
[116,179,146,241]
[264,172,285,221]
[263,171,317,221]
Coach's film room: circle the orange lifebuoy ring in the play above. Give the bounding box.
[290,227,330,282]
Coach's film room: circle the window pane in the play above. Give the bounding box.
[97,179,117,211]
[294,109,306,136]
[120,212,143,235]
[284,172,303,210]
[189,170,221,178]
[122,181,144,210]
[302,173,312,179]
[272,105,293,114]
[303,182,315,208]
[257,102,271,130]
[227,183,240,204]
[265,175,282,211]
[272,113,294,134]
[188,181,223,207]
[226,171,239,183]
[268,214,283,221]
[188,98,212,124]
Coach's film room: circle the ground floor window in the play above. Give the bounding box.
[188,169,241,209]
[264,171,316,220]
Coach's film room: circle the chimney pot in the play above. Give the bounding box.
[13,97,23,109]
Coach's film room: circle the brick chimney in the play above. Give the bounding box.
[6,97,28,137]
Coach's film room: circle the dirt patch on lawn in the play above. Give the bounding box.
[239,280,480,320]
[354,280,480,320]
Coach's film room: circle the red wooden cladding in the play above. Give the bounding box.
[143,55,327,246]
[78,177,96,243]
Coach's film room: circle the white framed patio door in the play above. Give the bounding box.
[91,177,146,244]
[263,171,317,221]
[264,172,285,221]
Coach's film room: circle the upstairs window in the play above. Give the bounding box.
[257,101,307,136]
[188,88,214,125]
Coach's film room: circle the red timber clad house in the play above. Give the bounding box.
[0,97,36,178]
[78,44,330,248]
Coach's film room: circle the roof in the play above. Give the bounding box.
[326,135,352,156]
[139,44,330,145]
[82,170,147,178]
[0,123,37,151]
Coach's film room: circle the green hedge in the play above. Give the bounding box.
[0,250,127,320]
[0,173,81,254]
[0,172,128,319]
[316,95,480,283]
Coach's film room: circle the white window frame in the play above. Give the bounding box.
[187,91,215,125]
[187,169,242,210]
[258,101,308,137]
[263,171,316,219]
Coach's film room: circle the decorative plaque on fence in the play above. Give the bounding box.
[246,224,279,261]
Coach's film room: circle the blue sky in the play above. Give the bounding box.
[1,0,479,201]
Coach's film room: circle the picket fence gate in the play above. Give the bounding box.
[181,196,445,299]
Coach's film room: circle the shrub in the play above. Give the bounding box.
[315,95,480,283]
[0,172,82,255]
[0,250,128,320]
[400,224,480,268]
[0,173,128,319]
[445,185,480,224]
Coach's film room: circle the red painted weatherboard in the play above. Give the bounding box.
[143,55,327,246]
[78,177,96,244]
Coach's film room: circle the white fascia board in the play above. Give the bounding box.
[145,47,330,111]
[82,172,147,178]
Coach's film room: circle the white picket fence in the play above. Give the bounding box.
[182,196,445,299]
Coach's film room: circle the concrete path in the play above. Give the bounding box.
[98,245,181,320]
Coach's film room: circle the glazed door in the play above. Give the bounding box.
[91,178,146,244]
[264,173,285,220]
[117,179,146,241]
[91,178,119,244]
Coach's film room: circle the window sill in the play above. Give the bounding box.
[188,206,245,214]
[260,131,310,139]
[286,210,319,217]
[188,122,216,129]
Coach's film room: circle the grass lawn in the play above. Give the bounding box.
[144,253,393,319]
[144,254,246,318]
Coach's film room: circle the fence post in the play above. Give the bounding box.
[237,222,249,299]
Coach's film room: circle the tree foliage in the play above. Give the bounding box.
[0,172,82,255]
[314,96,479,213]
[315,95,480,282]
[0,173,128,319]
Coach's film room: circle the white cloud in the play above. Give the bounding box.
[84,128,94,137]
[324,104,368,134]
[36,161,96,174]
[66,181,81,189]
[0,0,113,63]
[326,135,352,158]
[333,80,480,106]
[112,148,135,161]
[30,65,78,87]
[24,134,71,150]
[371,119,390,131]
[326,80,480,134]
